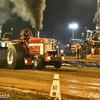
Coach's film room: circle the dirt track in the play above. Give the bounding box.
[0,66,100,100]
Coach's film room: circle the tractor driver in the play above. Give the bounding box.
[24,30,30,42]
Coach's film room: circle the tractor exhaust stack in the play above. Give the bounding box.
[35,30,40,38]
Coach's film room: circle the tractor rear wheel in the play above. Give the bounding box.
[83,42,91,59]
[80,46,83,58]
[7,44,25,69]
[54,61,62,68]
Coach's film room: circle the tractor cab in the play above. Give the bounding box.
[94,31,100,40]
[24,30,30,41]
[86,30,100,41]
[20,29,33,41]
[86,30,93,40]
[70,39,82,45]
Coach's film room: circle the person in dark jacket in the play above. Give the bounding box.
[93,34,99,41]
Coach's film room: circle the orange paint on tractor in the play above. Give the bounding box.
[87,54,100,59]
[24,58,32,65]
[88,40,94,45]
[29,46,40,55]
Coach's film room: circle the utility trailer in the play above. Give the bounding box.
[0,29,64,69]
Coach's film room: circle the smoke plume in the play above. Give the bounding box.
[0,0,11,24]
[10,0,31,23]
[0,0,46,31]
[10,0,46,31]
[23,0,46,31]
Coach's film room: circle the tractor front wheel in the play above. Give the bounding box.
[83,42,91,59]
[54,61,62,68]
[32,56,43,70]
[80,46,83,58]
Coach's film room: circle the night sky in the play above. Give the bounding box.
[2,0,97,44]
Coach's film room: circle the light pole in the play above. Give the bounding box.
[69,23,78,39]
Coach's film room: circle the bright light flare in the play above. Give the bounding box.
[69,23,78,29]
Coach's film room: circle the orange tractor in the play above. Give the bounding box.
[77,0,100,59]
[66,39,83,56]
[80,30,100,59]
[6,29,64,69]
